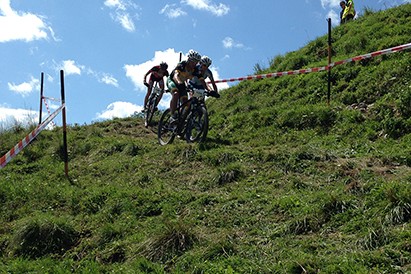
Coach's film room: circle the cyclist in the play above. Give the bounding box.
[167,50,201,121]
[189,56,220,98]
[143,62,169,112]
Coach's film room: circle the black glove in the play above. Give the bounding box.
[210,90,220,98]
[177,83,186,93]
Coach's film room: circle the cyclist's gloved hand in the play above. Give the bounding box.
[210,90,220,98]
[177,83,186,93]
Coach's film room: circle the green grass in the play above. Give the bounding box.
[1,4,411,273]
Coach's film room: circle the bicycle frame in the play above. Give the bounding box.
[144,82,163,127]
[158,87,209,145]
[178,88,207,123]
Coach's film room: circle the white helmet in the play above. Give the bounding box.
[200,56,212,67]
[187,50,201,62]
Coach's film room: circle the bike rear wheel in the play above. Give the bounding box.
[158,108,176,145]
[185,106,208,143]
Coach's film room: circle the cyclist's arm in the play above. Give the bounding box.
[207,70,218,93]
[143,69,152,83]
[173,70,185,85]
[199,78,211,91]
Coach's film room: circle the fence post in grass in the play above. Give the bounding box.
[327,18,332,105]
[39,72,44,124]
[60,70,69,177]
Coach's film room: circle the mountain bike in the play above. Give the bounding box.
[157,87,217,145]
[144,82,163,127]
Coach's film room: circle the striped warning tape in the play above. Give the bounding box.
[212,42,411,84]
[329,42,411,68]
[0,104,64,169]
[42,96,62,102]
[42,96,57,128]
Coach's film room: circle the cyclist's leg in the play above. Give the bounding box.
[156,79,166,107]
[144,77,154,109]
[167,77,179,118]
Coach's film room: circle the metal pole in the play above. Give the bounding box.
[179,52,182,62]
[39,72,44,124]
[327,18,332,105]
[60,70,69,177]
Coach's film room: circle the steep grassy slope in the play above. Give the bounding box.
[0,4,411,273]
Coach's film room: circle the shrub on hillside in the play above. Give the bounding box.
[139,221,198,263]
[10,216,78,258]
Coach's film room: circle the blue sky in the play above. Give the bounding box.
[1,0,410,128]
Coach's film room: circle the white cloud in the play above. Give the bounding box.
[95,101,142,120]
[86,68,119,87]
[104,0,127,10]
[125,48,182,92]
[116,13,135,32]
[61,60,83,76]
[222,37,245,49]
[0,106,38,128]
[0,0,51,42]
[221,54,230,61]
[7,76,40,97]
[104,0,139,32]
[54,60,119,87]
[160,4,187,18]
[100,74,119,87]
[160,0,229,18]
[327,9,340,25]
[320,0,341,9]
[182,0,230,16]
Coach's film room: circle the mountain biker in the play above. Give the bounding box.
[189,56,220,98]
[167,50,201,121]
[143,62,169,112]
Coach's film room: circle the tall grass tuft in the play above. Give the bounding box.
[10,216,78,258]
[139,221,198,263]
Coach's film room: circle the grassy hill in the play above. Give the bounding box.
[1,4,411,273]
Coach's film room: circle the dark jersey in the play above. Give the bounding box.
[170,61,196,82]
[148,65,169,82]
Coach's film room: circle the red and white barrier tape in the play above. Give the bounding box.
[329,42,411,68]
[213,42,411,84]
[0,104,65,169]
[42,96,62,102]
[42,97,56,128]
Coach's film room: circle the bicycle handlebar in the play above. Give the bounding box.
[188,87,220,99]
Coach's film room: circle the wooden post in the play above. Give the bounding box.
[327,18,332,105]
[60,70,69,177]
[39,72,44,124]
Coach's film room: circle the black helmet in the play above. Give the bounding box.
[200,56,212,67]
[160,62,168,69]
[187,50,201,62]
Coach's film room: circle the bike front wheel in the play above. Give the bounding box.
[158,108,176,145]
[185,106,208,143]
